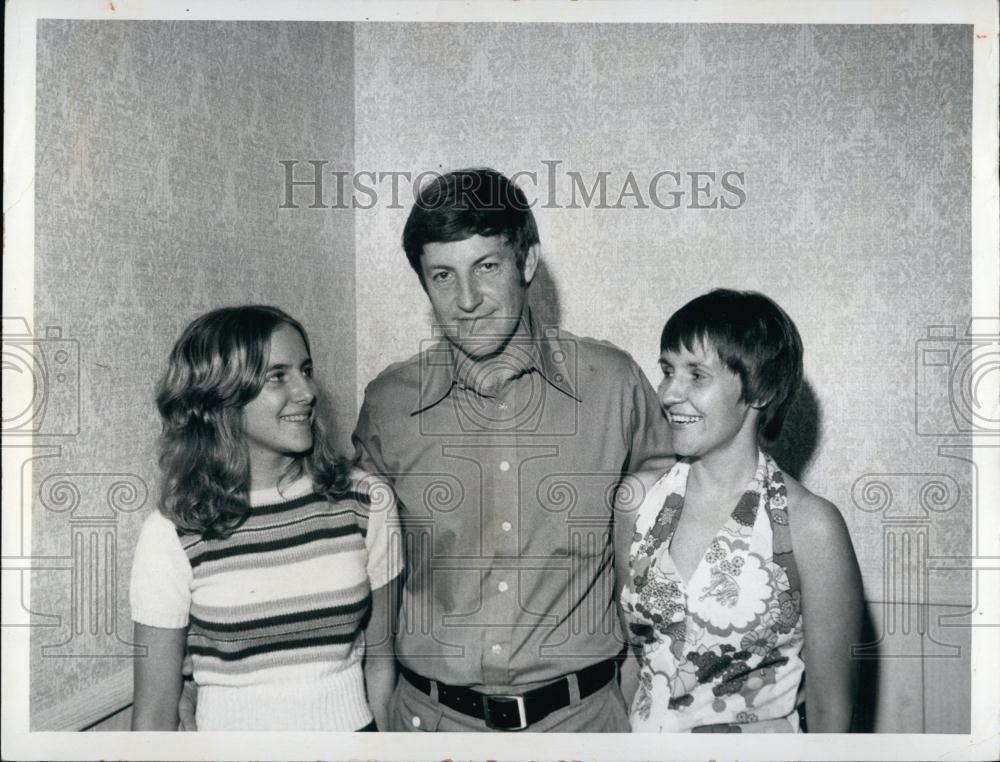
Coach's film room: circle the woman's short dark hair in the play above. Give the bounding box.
[660,289,803,441]
[155,305,350,539]
[402,168,539,284]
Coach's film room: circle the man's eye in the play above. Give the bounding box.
[478,262,499,273]
[302,366,313,378]
[430,271,451,283]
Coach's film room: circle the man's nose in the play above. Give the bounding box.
[455,277,483,313]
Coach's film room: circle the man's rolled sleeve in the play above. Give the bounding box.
[623,359,674,475]
[352,392,389,478]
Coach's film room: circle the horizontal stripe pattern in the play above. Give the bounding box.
[196,640,365,683]
[181,487,372,684]
[189,527,364,575]
[189,593,371,657]
[186,516,362,569]
[189,632,359,661]
[190,597,369,640]
[246,488,370,516]
[190,585,370,633]
[191,564,369,613]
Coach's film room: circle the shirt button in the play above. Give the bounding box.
[499,460,510,472]
[411,716,421,728]
[498,581,509,592]
[501,521,512,532]
[491,644,503,654]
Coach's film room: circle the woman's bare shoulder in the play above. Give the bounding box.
[781,472,853,553]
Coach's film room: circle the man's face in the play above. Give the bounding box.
[420,235,539,360]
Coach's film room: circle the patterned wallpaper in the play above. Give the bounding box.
[30,21,356,726]
[354,21,973,608]
[352,28,975,732]
[28,21,974,731]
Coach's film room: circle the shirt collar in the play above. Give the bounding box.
[411,308,580,415]
[532,312,580,402]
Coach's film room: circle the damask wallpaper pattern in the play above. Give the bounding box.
[352,23,973,732]
[29,22,972,732]
[30,21,356,728]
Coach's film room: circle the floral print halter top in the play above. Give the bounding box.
[620,452,805,733]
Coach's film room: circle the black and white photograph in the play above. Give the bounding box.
[2,1,998,760]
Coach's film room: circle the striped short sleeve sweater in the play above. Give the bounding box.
[130,470,401,731]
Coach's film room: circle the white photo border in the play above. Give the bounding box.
[3,1,997,760]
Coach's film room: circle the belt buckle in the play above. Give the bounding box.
[483,694,528,731]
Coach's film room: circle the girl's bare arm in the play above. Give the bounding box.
[131,623,187,730]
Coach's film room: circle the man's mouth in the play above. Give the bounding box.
[668,412,702,426]
[458,317,499,332]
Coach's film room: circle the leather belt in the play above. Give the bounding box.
[399,659,617,731]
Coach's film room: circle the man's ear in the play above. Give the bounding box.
[522,244,540,286]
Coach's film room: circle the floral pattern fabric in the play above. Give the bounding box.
[620,452,805,733]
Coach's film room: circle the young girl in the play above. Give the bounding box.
[130,306,401,731]
[619,289,863,733]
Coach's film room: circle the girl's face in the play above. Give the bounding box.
[657,339,758,461]
[242,324,317,478]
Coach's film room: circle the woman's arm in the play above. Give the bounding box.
[131,623,187,730]
[364,576,401,730]
[787,480,864,732]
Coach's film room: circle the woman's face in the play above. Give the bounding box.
[657,339,758,461]
[242,324,317,476]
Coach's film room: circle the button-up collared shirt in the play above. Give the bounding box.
[352,311,672,692]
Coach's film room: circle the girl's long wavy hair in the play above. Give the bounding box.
[156,305,351,539]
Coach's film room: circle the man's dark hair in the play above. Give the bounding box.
[402,168,540,284]
[660,289,804,441]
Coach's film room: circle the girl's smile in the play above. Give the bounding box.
[242,324,317,478]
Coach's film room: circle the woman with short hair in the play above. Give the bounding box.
[620,289,863,733]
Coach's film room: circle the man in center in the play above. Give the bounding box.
[353,167,672,731]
